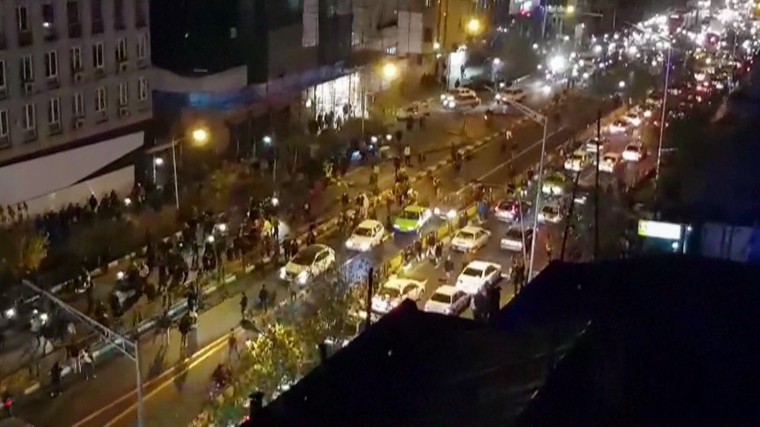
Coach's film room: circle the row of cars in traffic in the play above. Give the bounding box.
[395,85,530,121]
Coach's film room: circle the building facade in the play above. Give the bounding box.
[0,0,152,213]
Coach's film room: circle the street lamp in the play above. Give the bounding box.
[21,280,146,427]
[466,18,482,36]
[618,80,626,89]
[382,62,398,80]
[498,98,549,280]
[169,127,211,210]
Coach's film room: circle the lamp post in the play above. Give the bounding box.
[362,62,399,141]
[263,135,275,182]
[21,280,146,427]
[169,127,210,210]
[500,99,548,280]
[152,157,164,184]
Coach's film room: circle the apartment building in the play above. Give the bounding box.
[0,0,152,214]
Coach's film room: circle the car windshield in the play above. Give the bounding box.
[399,210,421,220]
[498,201,516,210]
[543,205,559,215]
[604,155,617,162]
[614,120,626,126]
[571,153,585,161]
[461,267,482,277]
[546,173,564,182]
[377,287,401,299]
[506,229,524,240]
[293,247,320,265]
[456,231,476,240]
[430,292,452,304]
[354,226,374,237]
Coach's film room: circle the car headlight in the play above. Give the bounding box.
[297,270,310,284]
[446,210,457,220]
[4,308,15,319]
[279,267,287,280]
[345,240,353,248]
[434,207,441,216]
[39,313,49,323]
[444,307,452,315]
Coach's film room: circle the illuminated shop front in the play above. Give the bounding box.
[302,72,364,122]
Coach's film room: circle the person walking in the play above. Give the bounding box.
[444,256,454,281]
[403,145,412,167]
[259,285,269,313]
[49,362,62,398]
[179,314,192,351]
[81,347,96,379]
[239,292,248,320]
[227,329,239,361]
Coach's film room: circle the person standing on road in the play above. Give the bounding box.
[80,347,95,379]
[179,314,192,350]
[259,285,269,313]
[227,329,239,361]
[239,292,248,320]
[49,362,62,398]
[444,256,454,281]
[403,145,412,167]
[545,242,553,262]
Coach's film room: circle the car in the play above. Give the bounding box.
[538,201,563,223]
[564,150,593,172]
[599,152,622,173]
[395,101,431,121]
[433,193,460,220]
[493,198,522,222]
[622,142,646,162]
[393,205,433,233]
[371,276,425,314]
[583,137,606,154]
[424,285,470,316]
[451,226,491,252]
[500,225,533,252]
[443,93,481,109]
[622,111,642,127]
[455,260,503,294]
[607,119,629,134]
[494,88,527,104]
[345,220,385,251]
[279,244,336,285]
[440,88,476,103]
[541,171,567,196]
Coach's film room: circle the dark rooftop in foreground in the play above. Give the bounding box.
[246,257,760,427]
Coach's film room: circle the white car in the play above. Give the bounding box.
[424,285,470,316]
[494,199,522,222]
[500,226,533,252]
[564,150,593,172]
[345,220,385,252]
[622,143,646,162]
[538,202,563,223]
[395,101,430,121]
[440,88,476,103]
[372,276,425,314]
[607,119,629,134]
[280,244,336,285]
[495,88,526,104]
[443,93,481,109]
[455,261,503,294]
[600,152,621,173]
[584,137,606,154]
[451,226,491,252]
[622,111,642,127]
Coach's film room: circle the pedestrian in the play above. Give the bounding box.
[403,145,412,167]
[444,256,454,281]
[49,362,62,397]
[0,384,12,417]
[179,314,192,350]
[67,343,80,374]
[80,347,95,379]
[227,329,239,360]
[259,285,269,313]
[239,292,248,319]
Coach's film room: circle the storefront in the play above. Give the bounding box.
[302,71,364,123]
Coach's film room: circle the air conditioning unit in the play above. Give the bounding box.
[74,72,84,83]
[119,107,130,117]
[118,62,128,73]
[23,82,35,95]
[73,118,85,129]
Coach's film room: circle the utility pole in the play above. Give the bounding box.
[364,267,374,330]
[594,109,601,259]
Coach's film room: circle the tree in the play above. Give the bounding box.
[0,228,49,280]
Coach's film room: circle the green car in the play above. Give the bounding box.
[393,205,433,233]
[541,172,567,196]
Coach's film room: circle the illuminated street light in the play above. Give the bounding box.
[433,42,441,50]
[548,55,567,73]
[263,135,273,145]
[618,80,626,89]
[153,157,164,166]
[191,128,209,146]
[566,5,576,14]
[382,62,398,80]
[492,57,501,65]
[466,18,482,35]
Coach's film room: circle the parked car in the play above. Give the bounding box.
[345,220,385,252]
[424,285,470,315]
[372,277,426,314]
[500,226,534,252]
[455,261,503,294]
[280,244,336,285]
[451,226,491,252]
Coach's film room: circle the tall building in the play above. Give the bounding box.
[0,0,152,214]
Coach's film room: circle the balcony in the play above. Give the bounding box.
[22,128,37,143]
[0,34,7,50]
[91,19,104,34]
[95,110,108,123]
[0,135,10,149]
[43,28,58,42]
[136,14,147,28]
[68,22,82,38]
[94,67,106,79]
[46,75,60,89]
[114,18,126,31]
[17,31,33,47]
[48,122,62,136]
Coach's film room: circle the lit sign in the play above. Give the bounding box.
[638,220,683,240]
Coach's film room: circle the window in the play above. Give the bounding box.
[90,0,103,34]
[116,37,127,62]
[70,46,82,71]
[44,51,58,78]
[137,34,147,60]
[16,6,29,32]
[0,109,8,137]
[135,0,147,27]
[114,0,125,30]
[21,55,33,82]
[66,1,81,37]
[423,28,433,43]
[42,3,55,29]
[47,97,60,125]
[22,103,36,131]
[95,86,107,112]
[73,92,84,117]
[92,42,104,69]
[137,77,148,101]
[118,82,128,106]
[0,60,6,89]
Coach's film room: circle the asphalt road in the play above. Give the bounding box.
[11,68,638,427]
